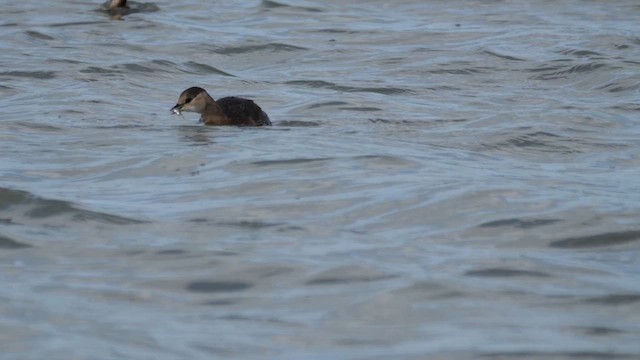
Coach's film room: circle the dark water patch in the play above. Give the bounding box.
[559,49,604,58]
[24,30,55,41]
[121,249,146,257]
[151,59,174,66]
[277,120,320,127]
[49,21,105,28]
[379,57,407,66]
[287,80,334,88]
[12,121,64,131]
[0,188,143,225]
[0,71,56,79]
[437,118,468,124]
[549,230,640,249]
[480,351,637,359]
[486,131,578,155]
[187,281,253,293]
[0,193,70,218]
[218,221,283,229]
[426,68,487,75]
[188,218,282,229]
[483,50,525,61]
[608,103,640,112]
[427,85,463,91]
[597,80,640,93]
[560,63,608,74]
[368,118,425,125]
[578,326,625,336]
[305,266,395,286]
[286,80,414,95]
[246,265,296,279]
[84,99,108,104]
[353,155,406,161]
[216,314,293,326]
[71,212,145,225]
[0,234,31,249]
[189,218,213,223]
[187,219,300,231]
[79,66,120,75]
[150,59,179,70]
[61,109,85,114]
[340,106,382,112]
[306,101,349,109]
[183,61,235,77]
[27,200,72,218]
[278,225,306,232]
[122,63,154,73]
[315,28,361,34]
[349,86,412,95]
[396,282,465,300]
[93,124,154,130]
[531,62,609,80]
[155,249,188,255]
[524,64,567,73]
[306,274,394,285]
[351,155,420,171]
[204,299,237,306]
[214,43,307,55]
[479,218,561,229]
[50,58,84,65]
[261,0,322,12]
[210,250,240,257]
[583,294,640,306]
[465,268,550,278]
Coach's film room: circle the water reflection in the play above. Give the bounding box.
[177,125,215,146]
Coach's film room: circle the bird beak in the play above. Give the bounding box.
[170,104,182,115]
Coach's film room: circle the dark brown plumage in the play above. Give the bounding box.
[106,0,127,9]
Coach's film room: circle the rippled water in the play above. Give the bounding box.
[2,1,640,359]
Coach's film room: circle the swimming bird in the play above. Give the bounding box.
[105,0,127,9]
[171,87,271,126]
[101,0,128,19]
[101,0,159,18]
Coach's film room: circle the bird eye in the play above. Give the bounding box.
[185,97,192,103]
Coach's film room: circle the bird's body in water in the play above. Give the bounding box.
[100,0,159,19]
[171,87,271,127]
[105,0,127,9]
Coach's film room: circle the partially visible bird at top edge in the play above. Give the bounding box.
[101,0,159,20]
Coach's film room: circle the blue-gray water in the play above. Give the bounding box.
[1,1,640,359]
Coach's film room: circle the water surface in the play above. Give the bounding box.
[1,1,640,359]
